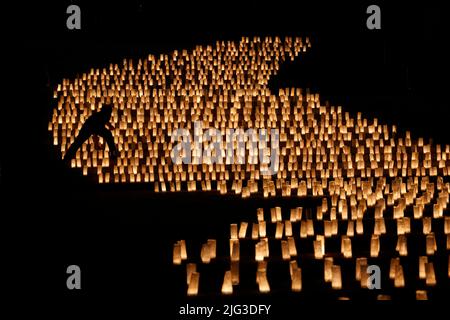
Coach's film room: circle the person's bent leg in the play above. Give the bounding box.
[97,127,118,159]
[63,129,91,162]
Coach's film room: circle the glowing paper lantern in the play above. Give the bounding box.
[356,218,363,235]
[291,267,302,292]
[287,237,297,256]
[187,272,199,296]
[307,219,314,236]
[251,223,259,239]
[426,233,437,255]
[324,257,334,282]
[394,264,405,288]
[416,290,428,300]
[275,222,284,239]
[207,239,217,259]
[259,221,267,237]
[201,243,211,263]
[355,257,367,282]
[180,240,187,260]
[230,240,240,261]
[425,262,436,286]
[239,222,248,239]
[281,240,290,260]
[173,242,182,265]
[186,263,196,285]
[257,271,270,293]
[341,236,352,258]
[231,261,239,285]
[285,221,293,237]
[396,235,408,256]
[289,260,298,279]
[389,258,400,280]
[419,256,428,280]
[221,271,233,295]
[331,265,342,289]
[423,217,432,235]
[257,208,264,221]
[230,223,238,239]
[369,234,380,257]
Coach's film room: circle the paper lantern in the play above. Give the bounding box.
[341,236,352,258]
[173,242,182,265]
[289,260,298,279]
[324,257,334,282]
[287,237,297,256]
[186,263,196,285]
[257,271,270,293]
[313,240,323,259]
[221,271,233,295]
[419,256,428,279]
[423,217,432,235]
[231,261,239,285]
[275,222,284,239]
[377,295,392,300]
[230,240,240,261]
[251,223,259,239]
[257,208,264,221]
[307,219,314,236]
[291,267,302,292]
[255,242,265,262]
[201,243,211,263]
[300,221,308,238]
[262,238,270,257]
[331,265,342,289]
[389,258,400,280]
[394,264,405,288]
[416,290,428,300]
[270,207,282,222]
[356,218,363,235]
[346,220,354,237]
[281,240,290,260]
[206,239,216,259]
[414,205,423,219]
[259,221,267,237]
[396,235,408,256]
[239,222,248,239]
[425,262,436,286]
[230,223,238,239]
[370,235,380,258]
[355,257,367,282]
[285,221,293,237]
[324,220,332,237]
[187,272,199,296]
[179,240,187,260]
[426,233,437,255]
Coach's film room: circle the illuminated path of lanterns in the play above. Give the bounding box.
[48,36,450,299]
[174,201,450,299]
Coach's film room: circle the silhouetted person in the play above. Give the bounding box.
[64,104,118,163]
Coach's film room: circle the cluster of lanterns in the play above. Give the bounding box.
[50,37,449,200]
[174,194,450,299]
[49,36,450,299]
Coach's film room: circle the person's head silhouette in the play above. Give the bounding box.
[100,104,113,117]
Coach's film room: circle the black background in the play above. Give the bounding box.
[3,0,450,316]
